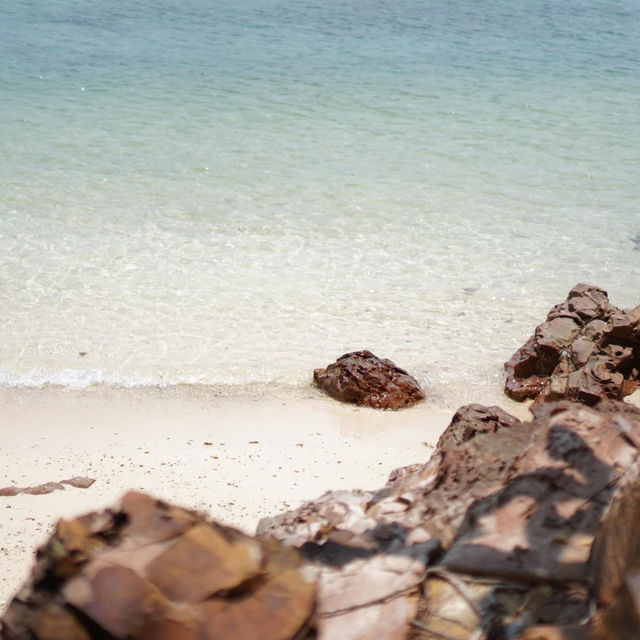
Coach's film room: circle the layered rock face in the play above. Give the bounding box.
[313,350,425,410]
[505,283,640,406]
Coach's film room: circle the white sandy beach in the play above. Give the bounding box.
[0,384,535,612]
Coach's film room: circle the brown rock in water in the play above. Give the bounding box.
[505,283,640,405]
[1,492,316,640]
[313,350,425,410]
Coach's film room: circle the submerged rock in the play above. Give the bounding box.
[313,350,425,410]
[505,283,640,406]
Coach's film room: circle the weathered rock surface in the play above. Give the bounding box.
[1,492,316,640]
[313,350,425,410]
[589,435,640,639]
[435,403,521,449]
[505,283,640,406]
[259,399,640,638]
[442,400,638,584]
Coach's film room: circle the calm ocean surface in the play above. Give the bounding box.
[1,0,639,407]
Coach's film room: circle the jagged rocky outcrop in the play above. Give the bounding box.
[505,283,640,406]
[258,400,640,638]
[313,350,425,410]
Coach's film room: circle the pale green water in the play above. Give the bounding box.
[1,0,639,407]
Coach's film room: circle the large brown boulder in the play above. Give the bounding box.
[1,492,316,640]
[505,283,640,406]
[313,350,425,410]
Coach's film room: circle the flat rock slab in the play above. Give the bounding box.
[316,554,425,640]
[505,283,640,406]
[313,350,425,410]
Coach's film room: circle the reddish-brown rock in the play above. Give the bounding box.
[259,403,531,550]
[593,571,640,640]
[435,403,521,449]
[442,400,640,584]
[313,350,425,410]
[1,492,316,640]
[505,283,640,405]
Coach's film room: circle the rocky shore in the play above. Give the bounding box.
[3,283,640,639]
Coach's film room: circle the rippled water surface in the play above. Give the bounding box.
[1,0,639,406]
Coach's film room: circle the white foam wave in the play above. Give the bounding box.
[0,367,175,389]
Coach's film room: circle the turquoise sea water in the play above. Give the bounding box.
[1,0,639,406]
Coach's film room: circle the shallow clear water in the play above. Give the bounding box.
[1,0,639,407]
